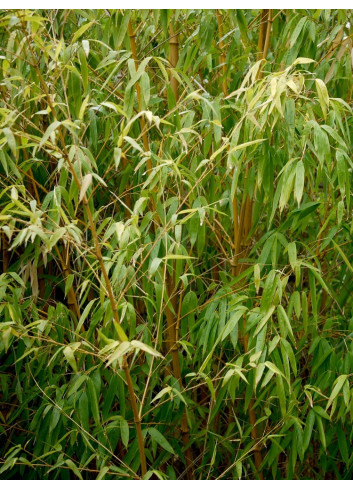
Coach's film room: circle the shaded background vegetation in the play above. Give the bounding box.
[1,8,353,480]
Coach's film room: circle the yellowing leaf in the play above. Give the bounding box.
[78,95,90,120]
[82,39,90,57]
[131,340,163,358]
[293,57,315,65]
[63,346,78,372]
[79,174,92,203]
[106,341,131,366]
[315,78,329,119]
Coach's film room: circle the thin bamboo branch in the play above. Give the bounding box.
[262,9,273,62]
[257,9,268,61]
[216,10,228,96]
[55,244,81,319]
[128,20,152,174]
[128,18,157,235]
[231,9,274,479]
[2,231,9,272]
[162,13,195,478]
[169,17,179,101]
[165,272,194,479]
[121,154,132,218]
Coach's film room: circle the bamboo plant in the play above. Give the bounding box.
[1,8,353,480]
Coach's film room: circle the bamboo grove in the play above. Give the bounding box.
[1,9,353,480]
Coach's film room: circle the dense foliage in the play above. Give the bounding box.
[1,8,353,480]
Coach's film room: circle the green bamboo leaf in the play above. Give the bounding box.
[49,406,60,433]
[343,379,350,407]
[276,375,286,416]
[287,242,297,270]
[120,418,129,448]
[126,57,152,91]
[221,309,243,341]
[254,306,275,336]
[64,274,74,298]
[116,12,130,47]
[152,386,173,403]
[236,10,249,42]
[315,413,326,451]
[303,410,315,452]
[65,459,83,480]
[313,405,331,421]
[124,136,144,153]
[39,121,61,148]
[229,138,266,154]
[148,427,175,454]
[260,269,277,313]
[279,166,296,212]
[295,159,304,205]
[3,128,16,156]
[87,377,100,426]
[67,375,88,398]
[78,48,88,93]
[222,366,248,386]
[72,21,95,43]
[149,257,162,276]
[326,375,347,409]
[337,426,349,464]
[114,148,122,169]
[289,17,307,47]
[76,299,97,333]
[264,361,287,382]
[79,391,89,430]
[281,338,297,376]
[96,466,110,480]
